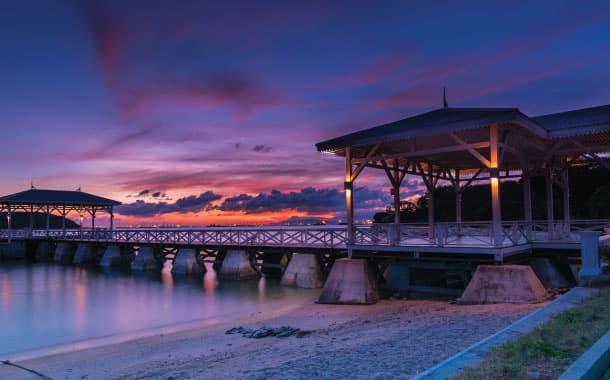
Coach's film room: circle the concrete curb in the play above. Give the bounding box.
[557,328,610,380]
[411,287,599,380]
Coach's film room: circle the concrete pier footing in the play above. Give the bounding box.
[578,231,603,285]
[383,262,410,293]
[131,246,159,271]
[54,242,75,263]
[530,257,572,288]
[280,252,323,288]
[171,248,205,275]
[100,245,123,267]
[317,258,379,304]
[457,265,549,304]
[35,241,53,260]
[218,250,259,280]
[73,243,97,265]
[0,242,26,260]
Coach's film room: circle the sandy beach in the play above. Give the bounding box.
[1,295,543,380]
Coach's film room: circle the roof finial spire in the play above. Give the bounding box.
[443,87,448,109]
[77,185,81,192]
[30,181,36,190]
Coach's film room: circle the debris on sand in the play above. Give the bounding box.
[225,326,311,339]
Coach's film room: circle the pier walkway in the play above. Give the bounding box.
[2,219,608,263]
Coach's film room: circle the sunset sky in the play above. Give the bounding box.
[1,1,609,226]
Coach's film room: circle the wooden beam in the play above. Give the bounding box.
[351,144,380,181]
[351,141,490,164]
[448,132,492,168]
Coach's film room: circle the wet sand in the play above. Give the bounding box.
[0,296,542,379]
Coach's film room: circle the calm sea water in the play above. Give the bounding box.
[0,262,318,357]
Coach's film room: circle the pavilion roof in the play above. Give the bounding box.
[533,104,610,138]
[316,107,545,153]
[0,189,121,207]
[316,104,610,154]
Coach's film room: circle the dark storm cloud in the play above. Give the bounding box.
[116,191,222,217]
[252,145,272,153]
[138,189,150,196]
[218,187,390,214]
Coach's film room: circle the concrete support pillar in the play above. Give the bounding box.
[35,241,53,260]
[0,242,26,260]
[578,231,602,285]
[218,249,259,280]
[523,168,533,240]
[54,242,75,263]
[100,245,122,267]
[131,246,158,271]
[280,252,323,288]
[546,166,555,240]
[318,258,379,304]
[172,247,205,275]
[73,243,96,265]
[529,257,572,288]
[383,262,410,293]
[457,265,549,304]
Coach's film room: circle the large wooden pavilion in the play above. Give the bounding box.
[316,104,610,258]
[0,188,121,242]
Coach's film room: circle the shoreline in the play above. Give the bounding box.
[0,296,544,379]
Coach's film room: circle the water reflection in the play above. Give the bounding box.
[0,262,318,356]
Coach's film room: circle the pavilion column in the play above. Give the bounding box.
[29,205,34,237]
[454,170,462,235]
[45,206,50,237]
[7,205,12,243]
[562,167,570,238]
[61,206,66,237]
[545,165,554,240]
[45,206,50,230]
[91,210,96,230]
[522,167,533,241]
[345,146,354,257]
[490,125,503,247]
[428,186,435,240]
[110,208,114,232]
[392,181,400,246]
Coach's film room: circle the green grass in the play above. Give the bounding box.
[455,286,610,380]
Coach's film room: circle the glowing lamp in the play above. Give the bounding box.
[344,181,353,191]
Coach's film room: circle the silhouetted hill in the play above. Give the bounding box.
[0,212,79,229]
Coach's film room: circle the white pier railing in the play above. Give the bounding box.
[1,220,608,249]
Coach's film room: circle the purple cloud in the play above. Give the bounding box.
[116,191,222,217]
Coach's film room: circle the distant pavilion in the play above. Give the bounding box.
[316,104,610,255]
[0,188,121,240]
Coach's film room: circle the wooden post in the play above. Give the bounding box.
[490,125,503,247]
[562,167,570,238]
[392,182,400,246]
[427,167,435,241]
[61,206,66,237]
[454,170,462,235]
[91,209,96,230]
[110,208,114,232]
[7,205,12,243]
[28,205,34,237]
[522,167,533,241]
[45,205,50,238]
[345,147,354,257]
[546,165,554,240]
